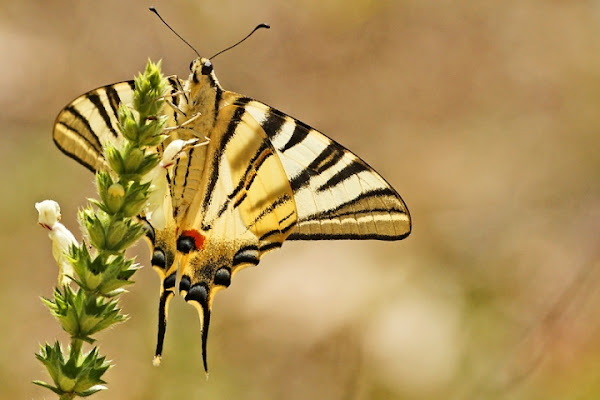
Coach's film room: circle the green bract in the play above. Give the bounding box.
[42,287,126,342]
[34,342,109,398]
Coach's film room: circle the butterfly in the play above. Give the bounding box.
[53,52,411,372]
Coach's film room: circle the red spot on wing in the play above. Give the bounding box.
[182,229,205,250]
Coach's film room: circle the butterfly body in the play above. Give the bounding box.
[53,56,410,371]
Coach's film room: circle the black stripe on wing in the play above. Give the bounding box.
[214,140,273,219]
[201,97,252,216]
[289,142,347,191]
[85,91,119,138]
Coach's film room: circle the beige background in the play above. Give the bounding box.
[2,1,600,399]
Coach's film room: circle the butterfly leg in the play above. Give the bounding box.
[163,113,211,146]
[165,100,187,118]
[164,112,202,131]
[166,76,189,103]
[165,77,190,123]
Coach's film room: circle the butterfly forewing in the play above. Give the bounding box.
[241,100,411,240]
[53,81,136,172]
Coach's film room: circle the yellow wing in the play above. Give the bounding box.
[173,103,297,371]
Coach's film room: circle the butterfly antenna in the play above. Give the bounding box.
[149,6,201,58]
[209,23,270,60]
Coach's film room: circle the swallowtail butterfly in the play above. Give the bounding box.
[53,22,411,372]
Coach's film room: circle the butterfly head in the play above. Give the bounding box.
[189,57,220,87]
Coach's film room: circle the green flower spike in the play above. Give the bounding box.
[35,60,168,399]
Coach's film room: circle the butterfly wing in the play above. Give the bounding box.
[238,99,412,240]
[53,77,189,169]
[174,102,297,371]
[53,81,136,172]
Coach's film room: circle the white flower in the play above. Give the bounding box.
[36,199,61,229]
[36,200,78,287]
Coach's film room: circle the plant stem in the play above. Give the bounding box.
[59,392,76,400]
[70,338,83,360]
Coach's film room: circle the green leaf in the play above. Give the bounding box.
[79,385,108,397]
[33,380,63,395]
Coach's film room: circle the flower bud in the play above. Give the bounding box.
[118,105,139,142]
[105,220,127,250]
[105,146,124,175]
[106,183,125,213]
[82,212,106,250]
[124,147,145,173]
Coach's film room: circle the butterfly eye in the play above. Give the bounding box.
[189,60,194,71]
[201,60,213,75]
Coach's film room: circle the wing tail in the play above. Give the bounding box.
[153,283,175,366]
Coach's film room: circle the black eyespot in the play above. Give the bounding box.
[177,235,195,253]
[179,275,191,293]
[151,249,166,269]
[214,267,231,287]
[201,60,213,75]
[186,283,209,306]
[163,272,177,290]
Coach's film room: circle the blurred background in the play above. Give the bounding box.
[2,1,600,399]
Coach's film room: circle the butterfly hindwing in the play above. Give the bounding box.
[173,101,298,370]
[141,214,178,364]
